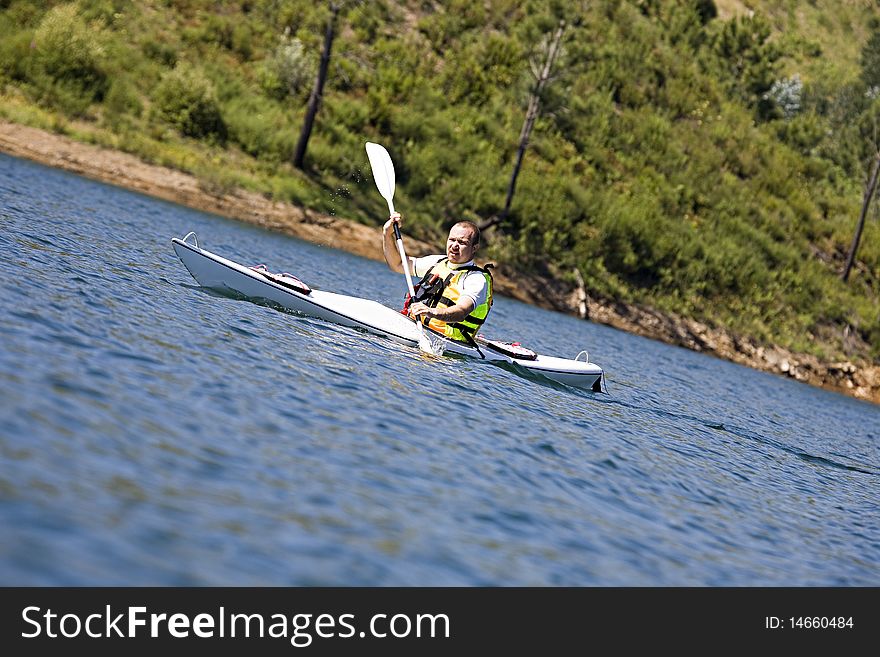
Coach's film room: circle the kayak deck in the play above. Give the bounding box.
[171,233,605,391]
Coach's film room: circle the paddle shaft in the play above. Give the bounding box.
[366,140,436,351]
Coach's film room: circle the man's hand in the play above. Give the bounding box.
[409,297,475,323]
[408,301,434,321]
[383,212,402,234]
[382,212,406,273]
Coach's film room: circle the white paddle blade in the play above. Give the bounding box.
[365,141,395,213]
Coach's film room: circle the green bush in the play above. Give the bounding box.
[0,0,51,29]
[79,0,128,26]
[258,34,314,100]
[0,29,34,83]
[152,61,226,140]
[440,33,521,105]
[102,77,142,129]
[706,13,780,119]
[224,95,294,161]
[142,39,178,67]
[776,112,827,155]
[27,4,108,114]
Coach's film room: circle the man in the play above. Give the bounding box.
[382,212,493,347]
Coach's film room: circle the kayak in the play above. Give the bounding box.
[172,232,604,390]
[171,232,605,391]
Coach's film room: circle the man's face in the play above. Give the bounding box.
[446,225,478,264]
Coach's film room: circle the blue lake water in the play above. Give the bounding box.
[1,152,878,585]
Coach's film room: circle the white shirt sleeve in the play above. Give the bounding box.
[457,270,487,309]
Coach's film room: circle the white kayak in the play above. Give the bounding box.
[171,232,605,391]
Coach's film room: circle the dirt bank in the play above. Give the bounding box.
[2,120,878,404]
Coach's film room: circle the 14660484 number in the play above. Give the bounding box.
[790,617,854,629]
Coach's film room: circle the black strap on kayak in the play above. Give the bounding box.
[449,323,485,358]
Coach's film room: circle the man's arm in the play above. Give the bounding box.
[409,297,475,323]
[382,212,411,274]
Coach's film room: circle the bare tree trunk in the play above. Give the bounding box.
[292,3,339,170]
[842,150,880,282]
[481,19,566,232]
[573,267,589,319]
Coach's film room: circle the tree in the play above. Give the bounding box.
[841,24,880,282]
[293,3,340,170]
[842,150,880,282]
[480,18,567,232]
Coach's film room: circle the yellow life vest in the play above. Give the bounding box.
[410,257,493,346]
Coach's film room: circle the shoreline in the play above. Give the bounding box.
[2,120,878,404]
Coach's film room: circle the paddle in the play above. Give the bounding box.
[365,141,444,356]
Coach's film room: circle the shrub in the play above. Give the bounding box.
[79,0,128,26]
[102,77,142,129]
[28,3,108,114]
[224,95,294,161]
[707,13,780,119]
[143,39,177,67]
[152,61,226,140]
[259,34,314,100]
[776,112,826,155]
[0,30,33,83]
[767,74,803,119]
[440,33,521,105]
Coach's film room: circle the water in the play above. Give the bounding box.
[1,153,878,586]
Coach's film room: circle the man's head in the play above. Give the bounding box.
[446,221,480,264]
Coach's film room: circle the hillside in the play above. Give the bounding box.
[1,0,879,400]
